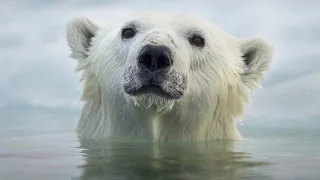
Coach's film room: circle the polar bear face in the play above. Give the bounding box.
[67,12,272,140]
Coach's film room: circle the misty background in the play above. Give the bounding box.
[1,0,319,138]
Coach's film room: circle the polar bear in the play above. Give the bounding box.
[66,12,273,142]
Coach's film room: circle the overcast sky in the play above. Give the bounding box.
[1,0,319,119]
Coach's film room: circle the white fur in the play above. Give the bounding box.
[66,12,273,142]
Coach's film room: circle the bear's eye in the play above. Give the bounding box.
[189,35,205,47]
[122,28,136,39]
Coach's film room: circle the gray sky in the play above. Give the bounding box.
[1,0,319,120]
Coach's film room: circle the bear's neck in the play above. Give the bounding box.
[76,94,242,142]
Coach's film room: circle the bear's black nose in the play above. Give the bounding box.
[138,45,172,72]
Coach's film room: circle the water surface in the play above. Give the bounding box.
[1,126,320,180]
[0,108,319,180]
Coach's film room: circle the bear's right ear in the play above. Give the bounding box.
[66,17,100,60]
[239,37,273,89]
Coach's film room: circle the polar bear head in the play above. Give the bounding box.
[66,12,272,140]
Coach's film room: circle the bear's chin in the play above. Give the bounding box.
[131,94,175,114]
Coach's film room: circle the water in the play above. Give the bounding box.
[1,111,320,180]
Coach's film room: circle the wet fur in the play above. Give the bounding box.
[66,12,273,142]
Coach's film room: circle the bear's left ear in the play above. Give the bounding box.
[66,17,100,60]
[240,37,273,89]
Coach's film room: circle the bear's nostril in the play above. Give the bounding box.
[139,54,152,70]
[138,45,172,72]
[158,54,171,69]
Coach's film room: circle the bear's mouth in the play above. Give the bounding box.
[124,83,182,100]
[123,66,186,100]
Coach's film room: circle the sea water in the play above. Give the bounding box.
[0,111,320,180]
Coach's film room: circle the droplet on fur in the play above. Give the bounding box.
[239,119,244,126]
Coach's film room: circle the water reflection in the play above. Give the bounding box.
[76,139,271,180]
